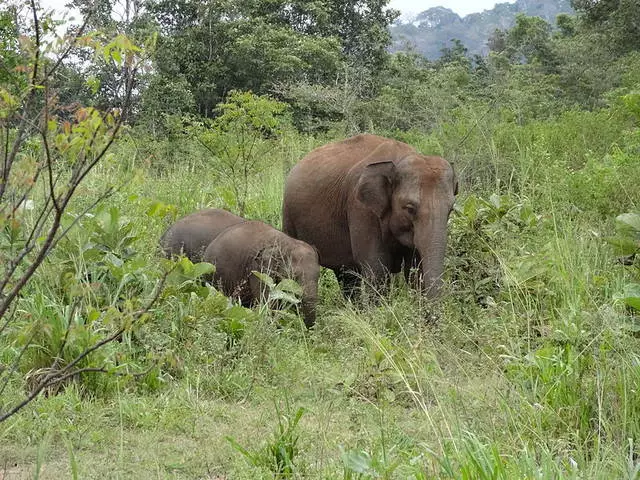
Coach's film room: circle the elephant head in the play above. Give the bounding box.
[356,152,457,298]
[258,241,320,328]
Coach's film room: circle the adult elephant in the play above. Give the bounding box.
[282,134,457,298]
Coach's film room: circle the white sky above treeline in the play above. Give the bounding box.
[39,0,516,21]
[388,0,516,18]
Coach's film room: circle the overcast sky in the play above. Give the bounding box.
[40,0,515,21]
[388,0,515,18]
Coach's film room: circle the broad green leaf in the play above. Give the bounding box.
[224,305,253,321]
[252,270,276,288]
[195,285,210,298]
[86,76,100,94]
[623,297,640,311]
[268,290,300,305]
[177,256,195,272]
[81,247,103,262]
[341,449,373,474]
[87,309,101,323]
[104,252,123,267]
[192,262,215,278]
[461,195,478,220]
[147,201,176,218]
[616,213,640,236]
[276,278,303,295]
[111,49,122,65]
[614,283,640,311]
[605,236,639,255]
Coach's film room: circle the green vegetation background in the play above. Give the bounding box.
[1,0,639,477]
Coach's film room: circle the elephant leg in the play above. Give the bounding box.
[335,267,360,300]
[360,263,392,301]
[248,272,267,306]
[349,222,394,299]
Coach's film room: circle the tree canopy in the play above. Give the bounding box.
[142,0,398,118]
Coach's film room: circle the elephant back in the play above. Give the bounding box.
[160,208,245,262]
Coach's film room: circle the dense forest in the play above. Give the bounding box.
[1,0,639,477]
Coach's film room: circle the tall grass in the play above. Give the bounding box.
[1,102,639,478]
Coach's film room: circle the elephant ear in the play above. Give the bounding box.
[356,161,396,217]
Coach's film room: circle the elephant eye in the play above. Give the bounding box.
[404,204,417,216]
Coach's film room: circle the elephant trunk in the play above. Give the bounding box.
[293,248,320,328]
[301,296,317,328]
[415,218,448,299]
[300,273,319,328]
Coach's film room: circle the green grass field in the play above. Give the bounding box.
[1,106,639,479]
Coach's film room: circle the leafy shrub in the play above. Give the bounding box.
[227,404,306,477]
[566,150,640,217]
[505,341,596,439]
[252,271,307,328]
[448,193,542,308]
[341,446,405,479]
[149,256,256,368]
[4,201,164,396]
[12,295,113,394]
[52,204,150,309]
[190,91,291,215]
[608,213,640,312]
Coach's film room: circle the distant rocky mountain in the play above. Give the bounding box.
[390,0,574,59]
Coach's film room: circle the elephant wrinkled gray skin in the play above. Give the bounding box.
[204,221,320,328]
[159,209,245,262]
[283,134,457,298]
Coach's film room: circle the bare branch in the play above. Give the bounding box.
[0,271,169,423]
[0,57,136,320]
[0,330,35,399]
[0,197,54,298]
[0,0,44,202]
[41,114,61,214]
[29,0,41,85]
[1,126,9,195]
[51,187,115,246]
[46,15,92,79]
[0,302,17,338]
[0,2,152,425]
[0,208,65,320]
[30,361,158,391]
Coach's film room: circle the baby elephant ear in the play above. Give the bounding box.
[356,161,396,217]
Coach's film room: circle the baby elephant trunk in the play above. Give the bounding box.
[292,245,320,328]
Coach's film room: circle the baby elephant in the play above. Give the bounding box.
[160,208,245,262]
[203,221,320,328]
